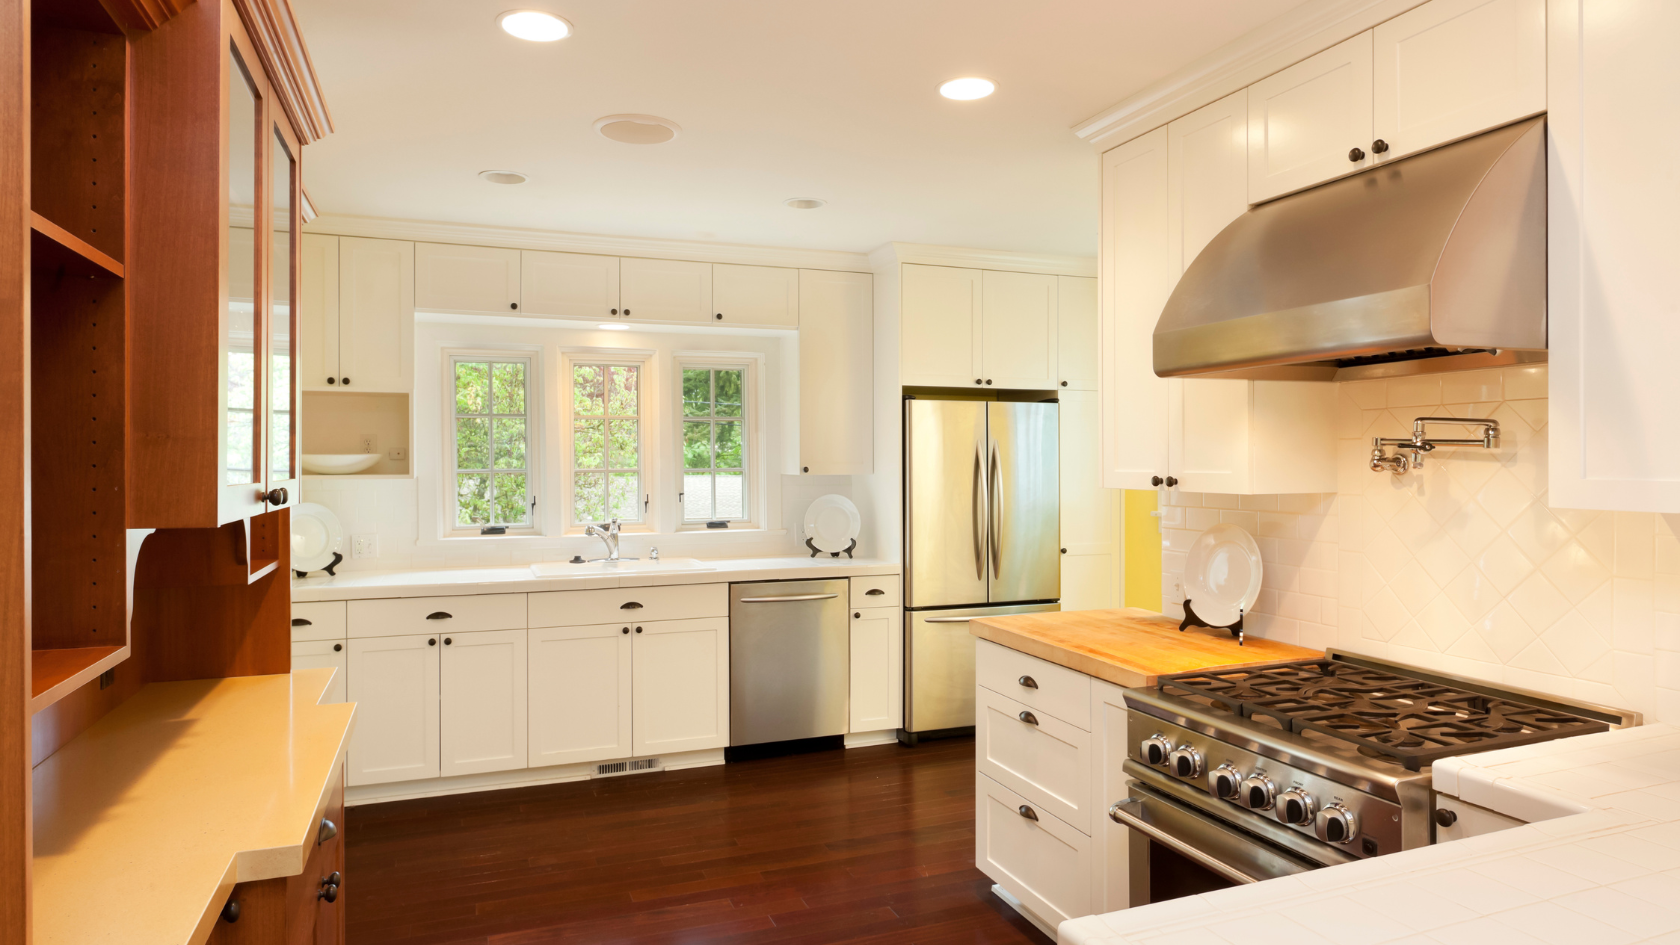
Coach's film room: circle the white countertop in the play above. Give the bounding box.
[291,555,899,601]
[1061,723,1680,945]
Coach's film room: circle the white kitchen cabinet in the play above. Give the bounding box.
[334,237,414,393]
[1170,89,1248,269]
[347,633,439,786]
[439,628,527,777]
[900,264,982,388]
[1100,127,1175,491]
[1373,0,1545,162]
[619,257,713,324]
[712,263,799,328]
[849,607,901,733]
[1090,680,1130,914]
[1548,0,1680,513]
[292,640,346,705]
[1060,390,1116,611]
[520,250,619,320]
[299,233,340,392]
[414,242,521,315]
[1171,380,1337,495]
[798,269,873,475]
[528,623,634,767]
[981,270,1059,390]
[631,617,729,755]
[1056,276,1098,391]
[975,771,1091,931]
[291,600,347,642]
[1247,32,1374,203]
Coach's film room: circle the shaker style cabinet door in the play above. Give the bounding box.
[1372,0,1545,162]
[414,242,521,315]
[631,618,729,755]
[1056,276,1098,391]
[900,264,982,388]
[528,623,634,767]
[291,640,347,705]
[337,237,414,393]
[1059,389,1116,611]
[619,257,713,323]
[439,628,527,777]
[346,633,440,786]
[712,263,799,327]
[849,607,901,733]
[1169,89,1248,271]
[520,250,619,319]
[798,269,873,475]
[1246,31,1374,203]
[980,270,1058,390]
[299,233,340,391]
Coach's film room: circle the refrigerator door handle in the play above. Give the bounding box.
[972,443,986,582]
[989,440,1002,580]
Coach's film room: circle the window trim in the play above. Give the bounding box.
[672,351,765,531]
[440,346,544,537]
[560,347,657,534]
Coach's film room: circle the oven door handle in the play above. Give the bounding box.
[1108,798,1262,886]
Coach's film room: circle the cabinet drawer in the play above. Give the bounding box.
[976,687,1092,834]
[528,584,727,628]
[975,771,1091,930]
[849,574,900,609]
[976,638,1090,730]
[292,601,347,641]
[347,594,526,639]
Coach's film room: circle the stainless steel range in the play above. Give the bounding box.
[1111,650,1637,904]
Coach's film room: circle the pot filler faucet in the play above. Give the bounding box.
[585,519,623,561]
[1371,416,1499,474]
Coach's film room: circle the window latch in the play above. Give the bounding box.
[480,525,507,535]
[644,494,650,513]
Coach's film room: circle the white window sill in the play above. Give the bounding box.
[422,528,786,547]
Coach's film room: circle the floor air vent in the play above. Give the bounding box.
[594,758,660,777]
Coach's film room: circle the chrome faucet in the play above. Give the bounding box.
[584,519,622,561]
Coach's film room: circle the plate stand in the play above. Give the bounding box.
[805,537,856,559]
[294,551,343,580]
[1180,599,1244,645]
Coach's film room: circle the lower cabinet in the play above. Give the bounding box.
[1091,680,1131,915]
[209,766,345,945]
[292,640,347,705]
[631,618,730,756]
[849,607,902,732]
[976,687,1093,833]
[976,771,1092,929]
[439,628,527,777]
[528,623,634,767]
[346,634,439,786]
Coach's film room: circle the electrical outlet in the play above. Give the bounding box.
[387,446,408,461]
[360,434,378,455]
[352,534,379,559]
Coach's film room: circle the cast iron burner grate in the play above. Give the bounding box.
[1157,660,1608,770]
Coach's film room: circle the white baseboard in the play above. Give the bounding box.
[843,729,900,748]
[991,883,1061,942]
[345,748,726,806]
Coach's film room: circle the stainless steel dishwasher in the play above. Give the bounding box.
[729,579,849,746]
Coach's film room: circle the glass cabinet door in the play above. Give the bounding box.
[226,47,261,491]
[269,128,297,490]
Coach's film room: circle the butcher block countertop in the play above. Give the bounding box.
[968,607,1324,688]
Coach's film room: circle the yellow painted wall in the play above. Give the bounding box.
[1122,490,1162,611]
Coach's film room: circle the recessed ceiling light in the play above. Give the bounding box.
[598,323,630,331]
[939,77,995,101]
[498,10,572,42]
[593,114,681,145]
[784,198,826,210]
[479,169,528,185]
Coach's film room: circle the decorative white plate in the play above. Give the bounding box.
[803,494,861,554]
[291,502,345,574]
[302,453,380,475]
[1182,523,1263,627]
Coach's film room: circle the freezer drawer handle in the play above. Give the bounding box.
[922,616,975,623]
[1017,710,1038,726]
[737,594,840,603]
[1108,799,1258,885]
[1017,675,1038,689]
[1017,805,1039,822]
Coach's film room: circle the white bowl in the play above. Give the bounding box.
[302,453,381,475]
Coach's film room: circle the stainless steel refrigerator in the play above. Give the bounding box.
[903,398,1060,737]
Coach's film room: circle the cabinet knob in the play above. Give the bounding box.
[1018,676,1038,689]
[984,379,993,385]
[623,309,631,316]
[621,626,629,634]
[324,872,341,887]
[428,638,436,646]
[510,302,518,310]
[327,376,336,385]
[714,313,723,320]
[635,626,643,633]
[802,466,809,473]
[341,377,350,386]
[1017,710,1039,726]
[1348,147,1366,162]
[443,637,452,645]
[854,611,861,619]
[1434,808,1458,828]
[619,601,643,610]
[264,487,288,506]
[318,884,339,903]
[333,643,342,652]
[1165,476,1178,488]
[1060,381,1068,387]
[1372,139,1390,154]
[220,900,241,924]
[611,308,618,315]
[1017,804,1039,822]
[317,818,337,845]
[1151,476,1164,487]
[975,378,982,385]
[1060,548,1067,554]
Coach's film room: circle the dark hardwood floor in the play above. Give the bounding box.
[345,737,1054,945]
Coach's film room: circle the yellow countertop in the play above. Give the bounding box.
[970,607,1324,688]
[33,669,355,945]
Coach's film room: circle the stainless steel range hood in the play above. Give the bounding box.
[1153,116,1546,378]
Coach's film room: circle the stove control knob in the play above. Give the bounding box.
[1275,789,1316,826]
[1167,746,1203,779]
[1208,764,1242,800]
[1315,804,1360,844]
[1140,735,1174,767]
[1237,774,1276,811]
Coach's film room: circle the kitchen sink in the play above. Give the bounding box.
[529,557,715,577]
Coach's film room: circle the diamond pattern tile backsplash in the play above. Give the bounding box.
[1160,364,1680,724]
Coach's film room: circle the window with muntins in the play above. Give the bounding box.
[681,366,747,522]
[452,357,533,529]
[572,362,643,525]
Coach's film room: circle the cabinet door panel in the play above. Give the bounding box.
[631,618,729,755]
[712,263,799,327]
[1171,378,1250,494]
[520,250,619,319]
[1056,276,1097,391]
[798,269,873,475]
[1100,128,1174,490]
[619,257,713,323]
[338,237,413,393]
[1373,0,1545,161]
[346,633,438,786]
[1090,681,1130,914]
[1059,390,1113,556]
[981,270,1058,390]
[974,772,1091,928]
[529,624,633,766]
[849,607,901,733]
[440,628,527,777]
[414,242,521,315]
[1247,32,1374,203]
[901,264,981,388]
[299,234,340,391]
[1170,89,1249,272]
[292,640,347,704]
[1059,554,1114,613]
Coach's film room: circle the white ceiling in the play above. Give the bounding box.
[292,0,1305,257]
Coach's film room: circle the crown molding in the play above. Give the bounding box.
[303,213,874,272]
[1071,0,1428,151]
[868,242,1096,277]
[232,0,333,143]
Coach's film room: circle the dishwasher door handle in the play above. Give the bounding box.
[736,593,841,603]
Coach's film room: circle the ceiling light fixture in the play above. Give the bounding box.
[939,77,995,101]
[598,323,630,331]
[784,198,826,210]
[498,10,572,42]
[593,114,681,145]
[478,169,529,185]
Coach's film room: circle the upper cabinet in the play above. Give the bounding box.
[900,264,1061,391]
[1056,276,1098,391]
[301,234,414,393]
[618,257,713,324]
[521,250,620,320]
[980,271,1058,390]
[712,264,800,328]
[414,243,520,315]
[798,270,873,475]
[1246,33,1374,204]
